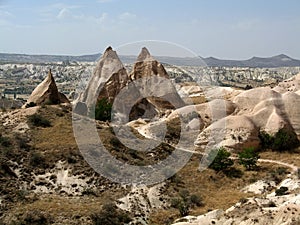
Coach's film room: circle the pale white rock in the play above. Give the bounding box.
[196,115,260,151]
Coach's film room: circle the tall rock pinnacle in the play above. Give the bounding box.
[80,46,131,108]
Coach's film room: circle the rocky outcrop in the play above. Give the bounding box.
[196,115,260,151]
[77,47,186,120]
[80,46,131,107]
[273,73,300,93]
[130,47,185,111]
[23,69,69,107]
[194,78,300,150]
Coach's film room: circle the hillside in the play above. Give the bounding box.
[0,46,300,225]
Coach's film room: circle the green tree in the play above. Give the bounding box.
[238,147,260,170]
[208,147,234,172]
[259,129,299,152]
[273,129,299,151]
[92,98,112,121]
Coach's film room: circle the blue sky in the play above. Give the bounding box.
[0,0,300,59]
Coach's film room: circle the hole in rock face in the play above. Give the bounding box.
[129,98,158,121]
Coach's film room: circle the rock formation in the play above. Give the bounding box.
[77,46,186,120]
[23,69,69,107]
[80,46,131,107]
[193,75,300,151]
[130,47,186,111]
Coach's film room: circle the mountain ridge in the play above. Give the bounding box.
[1,52,300,68]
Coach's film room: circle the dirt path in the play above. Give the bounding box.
[134,126,299,173]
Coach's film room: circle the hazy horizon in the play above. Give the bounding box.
[1,0,300,60]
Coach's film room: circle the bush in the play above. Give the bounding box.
[259,129,299,152]
[25,102,37,108]
[258,131,273,150]
[28,114,51,127]
[171,190,204,217]
[91,203,131,225]
[29,151,45,167]
[208,147,234,172]
[273,129,299,151]
[238,147,260,170]
[16,210,52,225]
[223,167,243,178]
[91,98,112,121]
[269,167,288,184]
[190,194,204,207]
[275,186,289,196]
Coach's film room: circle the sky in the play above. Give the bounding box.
[0,0,300,59]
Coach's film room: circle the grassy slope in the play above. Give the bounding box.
[1,105,299,224]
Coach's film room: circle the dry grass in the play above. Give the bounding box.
[10,191,126,218]
[4,105,299,225]
[149,154,292,224]
[259,149,300,167]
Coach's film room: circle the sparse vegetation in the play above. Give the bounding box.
[28,114,51,127]
[12,210,52,225]
[91,203,132,225]
[29,151,45,167]
[171,190,204,217]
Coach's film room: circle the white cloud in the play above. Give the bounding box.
[57,8,71,19]
[119,12,136,21]
[0,10,13,18]
[98,12,108,24]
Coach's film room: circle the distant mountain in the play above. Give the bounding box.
[204,54,300,68]
[1,52,300,68]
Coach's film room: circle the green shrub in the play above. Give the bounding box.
[273,129,299,151]
[275,186,288,196]
[208,147,234,172]
[259,129,299,152]
[25,102,37,108]
[90,98,112,121]
[91,203,131,225]
[28,114,51,127]
[238,147,260,170]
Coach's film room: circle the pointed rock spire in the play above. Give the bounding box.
[130,47,186,110]
[137,47,153,62]
[23,69,69,108]
[80,46,131,108]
